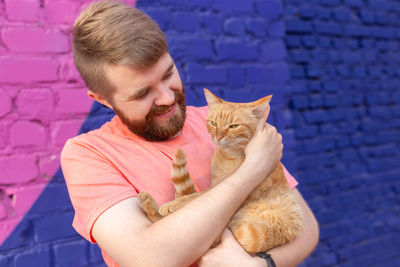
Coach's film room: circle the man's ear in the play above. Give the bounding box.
[87,90,113,110]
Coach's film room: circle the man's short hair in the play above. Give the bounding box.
[73,0,168,98]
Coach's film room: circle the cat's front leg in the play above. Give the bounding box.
[138,192,162,222]
[159,192,201,216]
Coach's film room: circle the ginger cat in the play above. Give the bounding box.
[138,89,303,254]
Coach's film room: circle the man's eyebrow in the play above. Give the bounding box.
[162,61,175,78]
[125,61,175,100]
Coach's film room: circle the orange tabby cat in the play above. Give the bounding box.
[138,89,303,253]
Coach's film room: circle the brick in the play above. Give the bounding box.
[224,18,245,36]
[246,19,266,37]
[315,22,342,35]
[184,39,214,59]
[227,67,245,88]
[0,124,6,149]
[319,0,340,6]
[39,154,60,180]
[10,121,46,147]
[291,95,308,109]
[5,0,41,22]
[16,89,54,120]
[216,41,258,60]
[213,0,253,14]
[286,20,312,33]
[247,66,270,83]
[344,0,363,7]
[333,9,350,22]
[299,8,315,19]
[200,14,222,35]
[270,62,290,84]
[2,28,70,53]
[172,12,198,32]
[306,65,322,78]
[290,50,309,63]
[44,1,77,25]
[15,247,51,267]
[256,0,283,20]
[54,240,88,267]
[260,40,287,62]
[302,36,317,48]
[295,125,318,139]
[0,90,12,117]
[51,120,83,146]
[33,211,77,242]
[0,57,59,83]
[0,154,38,183]
[304,110,330,123]
[187,64,227,84]
[268,21,285,37]
[58,89,93,114]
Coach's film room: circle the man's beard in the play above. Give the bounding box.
[113,89,187,141]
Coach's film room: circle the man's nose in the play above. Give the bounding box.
[155,85,175,106]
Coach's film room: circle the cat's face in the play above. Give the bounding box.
[204,89,271,149]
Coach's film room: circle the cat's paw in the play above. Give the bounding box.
[159,202,175,217]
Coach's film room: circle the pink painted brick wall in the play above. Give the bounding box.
[0,0,100,244]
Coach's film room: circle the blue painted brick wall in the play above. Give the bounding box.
[0,0,295,266]
[2,0,399,266]
[284,0,400,266]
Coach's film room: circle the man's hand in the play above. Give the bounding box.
[243,104,283,183]
[198,229,267,267]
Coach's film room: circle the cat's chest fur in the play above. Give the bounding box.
[210,148,244,186]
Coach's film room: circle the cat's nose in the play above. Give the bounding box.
[217,136,223,141]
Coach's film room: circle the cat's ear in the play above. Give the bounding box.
[250,95,272,120]
[204,88,224,107]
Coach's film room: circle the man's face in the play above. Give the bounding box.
[104,53,186,141]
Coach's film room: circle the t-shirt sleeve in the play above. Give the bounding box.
[282,164,298,189]
[61,138,138,243]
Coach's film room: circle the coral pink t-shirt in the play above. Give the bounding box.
[61,106,298,267]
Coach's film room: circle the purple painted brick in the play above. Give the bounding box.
[44,1,77,25]
[16,89,54,120]
[0,89,12,117]
[2,27,70,53]
[10,121,47,147]
[0,57,59,83]
[0,154,38,183]
[5,0,41,22]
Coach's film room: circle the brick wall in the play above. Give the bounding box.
[284,0,400,266]
[1,0,399,266]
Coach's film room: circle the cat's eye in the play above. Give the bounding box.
[229,124,240,129]
[209,121,217,127]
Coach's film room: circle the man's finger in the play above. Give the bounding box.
[256,104,270,132]
[220,228,234,243]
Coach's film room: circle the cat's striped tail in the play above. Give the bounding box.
[171,149,195,198]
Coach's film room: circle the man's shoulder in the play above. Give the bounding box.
[187,105,208,120]
[61,117,116,154]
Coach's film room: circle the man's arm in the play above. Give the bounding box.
[198,188,319,267]
[92,122,283,267]
[267,188,319,266]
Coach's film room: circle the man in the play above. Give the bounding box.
[61,1,319,266]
